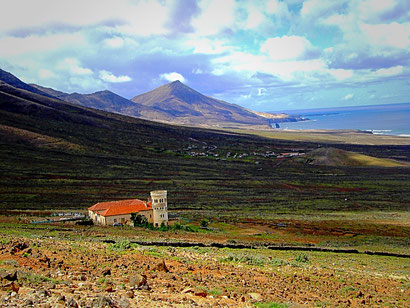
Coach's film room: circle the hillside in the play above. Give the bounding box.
[0,68,409,212]
[131,80,270,127]
[0,69,51,97]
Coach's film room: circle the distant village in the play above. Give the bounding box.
[175,144,305,161]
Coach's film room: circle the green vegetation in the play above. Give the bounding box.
[0,80,409,222]
[294,252,310,263]
[108,240,137,252]
[200,218,210,228]
[19,273,61,286]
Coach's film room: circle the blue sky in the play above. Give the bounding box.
[0,0,409,111]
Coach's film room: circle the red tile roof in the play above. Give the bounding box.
[88,199,152,217]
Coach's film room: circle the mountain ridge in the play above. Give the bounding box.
[2,68,297,128]
[0,69,53,97]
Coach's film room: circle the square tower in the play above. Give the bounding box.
[150,190,168,227]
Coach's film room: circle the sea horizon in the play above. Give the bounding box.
[269,102,410,137]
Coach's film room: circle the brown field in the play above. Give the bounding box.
[0,211,409,307]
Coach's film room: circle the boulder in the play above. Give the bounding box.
[91,295,114,308]
[10,241,28,254]
[248,292,262,302]
[129,274,149,289]
[0,281,19,292]
[182,287,194,294]
[195,291,207,297]
[0,269,17,281]
[152,260,169,272]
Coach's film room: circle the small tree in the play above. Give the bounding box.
[130,213,148,227]
[200,219,209,228]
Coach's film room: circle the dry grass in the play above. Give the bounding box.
[347,152,409,167]
[302,147,410,167]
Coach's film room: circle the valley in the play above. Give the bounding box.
[0,68,409,307]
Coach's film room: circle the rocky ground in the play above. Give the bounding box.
[0,233,409,307]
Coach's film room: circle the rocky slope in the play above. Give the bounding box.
[1,232,407,307]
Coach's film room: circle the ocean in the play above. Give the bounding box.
[273,103,410,137]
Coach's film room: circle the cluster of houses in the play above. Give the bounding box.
[88,190,168,227]
[182,147,305,160]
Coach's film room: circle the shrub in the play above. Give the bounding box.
[295,253,309,263]
[200,219,209,228]
[131,213,148,227]
[220,252,267,266]
[108,240,136,252]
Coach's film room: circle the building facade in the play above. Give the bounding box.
[88,190,168,227]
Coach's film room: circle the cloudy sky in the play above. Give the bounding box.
[1,0,409,111]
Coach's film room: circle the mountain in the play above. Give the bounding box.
[3,69,293,128]
[131,80,269,127]
[31,84,172,120]
[0,69,52,97]
[33,80,273,127]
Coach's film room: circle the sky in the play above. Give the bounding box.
[0,0,409,112]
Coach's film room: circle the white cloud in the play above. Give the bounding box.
[69,76,104,92]
[265,0,290,19]
[192,0,236,36]
[245,9,264,29]
[188,38,229,55]
[260,36,315,61]
[38,69,56,79]
[328,69,354,80]
[99,70,132,83]
[357,0,397,22]
[375,66,404,77]
[360,22,410,49]
[0,0,171,37]
[343,93,354,100]
[0,32,86,57]
[160,72,186,83]
[266,0,280,14]
[192,68,204,74]
[212,50,326,81]
[115,0,170,36]
[58,58,92,75]
[103,37,124,48]
[301,0,340,19]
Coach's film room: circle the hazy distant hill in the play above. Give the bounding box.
[34,80,273,127]
[30,84,171,119]
[131,80,270,127]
